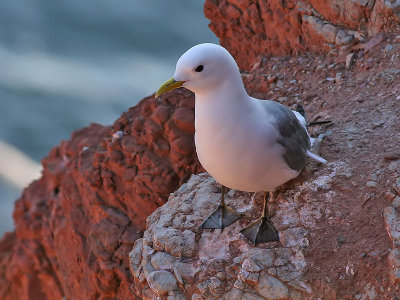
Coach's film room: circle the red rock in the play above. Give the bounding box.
[153,105,171,125]
[0,2,399,299]
[226,4,241,19]
[204,0,400,71]
[171,135,195,156]
[0,90,203,300]
[123,167,138,182]
[153,138,170,156]
[172,106,195,133]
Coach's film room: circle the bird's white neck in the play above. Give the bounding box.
[194,74,248,104]
[194,75,251,134]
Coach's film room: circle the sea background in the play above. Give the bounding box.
[0,0,217,235]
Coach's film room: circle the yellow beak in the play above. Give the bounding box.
[155,77,185,98]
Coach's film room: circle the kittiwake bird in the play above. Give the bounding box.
[155,43,327,245]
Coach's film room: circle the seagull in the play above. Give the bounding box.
[155,43,327,245]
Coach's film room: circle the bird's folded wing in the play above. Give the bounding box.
[261,101,311,171]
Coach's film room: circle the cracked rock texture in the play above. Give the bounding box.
[384,175,400,284]
[129,173,316,299]
[204,0,400,70]
[1,1,400,299]
[129,33,400,298]
[0,90,203,300]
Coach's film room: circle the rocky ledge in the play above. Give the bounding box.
[127,31,400,298]
[130,173,313,299]
[130,144,400,299]
[0,90,203,300]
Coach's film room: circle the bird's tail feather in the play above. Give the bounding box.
[296,104,329,164]
[307,150,327,164]
[296,104,332,127]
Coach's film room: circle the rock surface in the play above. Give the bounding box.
[384,176,400,284]
[204,0,400,70]
[129,32,400,298]
[130,173,314,299]
[0,90,203,300]
[0,1,400,299]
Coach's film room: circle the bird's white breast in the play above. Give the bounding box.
[194,95,299,192]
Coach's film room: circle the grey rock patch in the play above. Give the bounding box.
[256,274,289,299]
[147,270,178,296]
[383,207,400,248]
[388,249,400,283]
[346,52,356,68]
[242,258,262,273]
[366,181,377,188]
[280,228,309,248]
[392,196,400,209]
[129,171,338,299]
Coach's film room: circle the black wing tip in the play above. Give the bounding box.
[307,120,333,126]
[295,104,306,119]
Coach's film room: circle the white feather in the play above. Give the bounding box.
[293,109,327,164]
[306,150,327,164]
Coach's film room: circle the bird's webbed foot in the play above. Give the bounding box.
[240,192,279,245]
[240,215,279,244]
[200,186,241,230]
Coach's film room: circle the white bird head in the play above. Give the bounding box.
[155,43,243,97]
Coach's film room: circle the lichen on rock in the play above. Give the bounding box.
[129,173,325,299]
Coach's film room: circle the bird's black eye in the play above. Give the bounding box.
[194,65,204,72]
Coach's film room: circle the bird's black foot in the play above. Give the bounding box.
[201,185,241,229]
[201,204,241,229]
[240,191,279,245]
[240,216,279,245]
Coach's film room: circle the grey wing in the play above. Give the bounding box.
[263,101,311,171]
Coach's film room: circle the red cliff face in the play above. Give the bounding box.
[204,0,399,70]
[0,90,203,300]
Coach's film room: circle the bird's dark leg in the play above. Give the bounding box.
[240,192,279,245]
[201,185,241,230]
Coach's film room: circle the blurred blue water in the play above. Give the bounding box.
[0,0,217,235]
